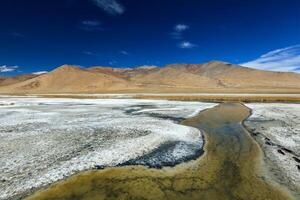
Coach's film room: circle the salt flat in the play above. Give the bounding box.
[0,97,216,200]
[245,103,300,196]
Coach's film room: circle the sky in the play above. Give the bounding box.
[0,0,300,75]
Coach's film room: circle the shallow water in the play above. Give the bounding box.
[27,102,291,200]
[0,98,215,199]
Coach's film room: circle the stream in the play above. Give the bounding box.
[26,102,292,200]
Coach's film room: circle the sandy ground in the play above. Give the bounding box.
[245,103,300,197]
[0,97,215,200]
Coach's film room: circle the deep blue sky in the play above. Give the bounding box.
[1,0,300,74]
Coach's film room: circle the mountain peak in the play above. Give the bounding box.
[52,65,82,73]
[89,66,114,70]
[135,65,158,70]
[203,61,232,66]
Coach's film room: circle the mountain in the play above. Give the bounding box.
[0,65,136,93]
[87,65,158,79]
[87,66,129,78]
[0,61,299,94]
[142,61,300,92]
[0,74,38,87]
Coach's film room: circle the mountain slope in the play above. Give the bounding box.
[124,61,300,92]
[155,61,300,89]
[87,65,158,79]
[0,74,38,87]
[0,65,136,93]
[0,62,299,94]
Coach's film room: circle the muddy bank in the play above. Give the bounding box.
[26,103,291,200]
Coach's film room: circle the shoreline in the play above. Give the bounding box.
[22,111,210,200]
[1,93,300,102]
[13,116,208,200]
[240,106,293,198]
[0,98,211,200]
[26,103,292,200]
[243,103,300,198]
[242,124,297,198]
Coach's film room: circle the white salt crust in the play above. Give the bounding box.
[0,97,216,199]
[245,103,300,194]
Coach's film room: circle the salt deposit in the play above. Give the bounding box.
[0,97,216,200]
[245,103,300,196]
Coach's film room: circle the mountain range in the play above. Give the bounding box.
[0,61,299,94]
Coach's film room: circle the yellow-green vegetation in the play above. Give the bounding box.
[27,103,291,200]
[136,95,300,103]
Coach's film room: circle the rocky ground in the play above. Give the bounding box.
[0,97,216,200]
[245,103,300,197]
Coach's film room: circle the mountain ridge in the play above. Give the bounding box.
[0,61,299,94]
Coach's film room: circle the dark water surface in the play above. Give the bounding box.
[27,103,291,200]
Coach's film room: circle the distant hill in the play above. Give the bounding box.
[0,61,299,94]
[0,65,135,93]
[0,74,38,87]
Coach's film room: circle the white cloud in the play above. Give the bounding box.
[120,50,129,55]
[171,24,189,39]
[174,24,189,32]
[0,65,18,73]
[91,0,125,15]
[178,41,197,49]
[32,71,48,75]
[241,45,300,72]
[80,20,102,31]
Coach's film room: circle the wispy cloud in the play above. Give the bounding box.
[174,24,189,32]
[82,20,101,26]
[171,23,197,49]
[11,32,24,38]
[82,51,101,57]
[241,45,300,72]
[80,20,102,31]
[32,71,48,75]
[0,65,18,73]
[178,41,197,49]
[120,50,129,55]
[171,24,189,39]
[91,0,125,15]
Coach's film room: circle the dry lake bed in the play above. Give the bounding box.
[0,96,299,200]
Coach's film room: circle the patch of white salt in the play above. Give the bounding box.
[0,97,216,199]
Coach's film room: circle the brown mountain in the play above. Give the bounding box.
[87,65,158,79]
[0,74,38,87]
[0,61,299,94]
[139,61,300,92]
[0,65,136,93]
